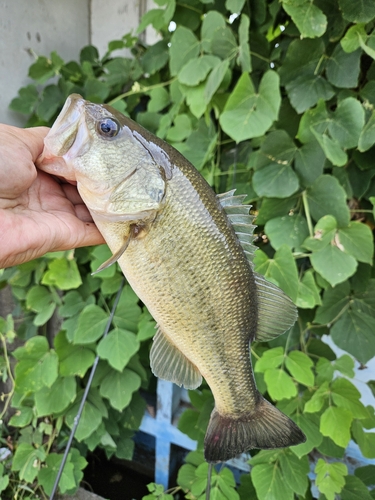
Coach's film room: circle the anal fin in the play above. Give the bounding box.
[150,327,202,390]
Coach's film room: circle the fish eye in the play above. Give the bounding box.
[97,118,120,138]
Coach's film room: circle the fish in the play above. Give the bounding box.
[37,94,306,462]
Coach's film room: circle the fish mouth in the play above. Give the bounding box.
[36,94,88,181]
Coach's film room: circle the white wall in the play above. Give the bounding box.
[0,0,90,126]
[0,0,156,126]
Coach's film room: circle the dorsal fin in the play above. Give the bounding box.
[218,190,257,267]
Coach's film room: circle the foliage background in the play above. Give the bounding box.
[1,0,375,498]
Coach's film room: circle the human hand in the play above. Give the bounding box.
[0,124,104,269]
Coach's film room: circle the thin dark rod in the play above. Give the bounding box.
[49,278,125,499]
[206,462,213,500]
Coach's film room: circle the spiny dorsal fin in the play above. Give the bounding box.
[150,327,202,389]
[218,190,298,341]
[218,190,257,267]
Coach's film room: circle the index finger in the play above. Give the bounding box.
[0,125,49,198]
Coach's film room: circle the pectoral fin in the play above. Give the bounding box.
[91,230,132,275]
[150,327,202,389]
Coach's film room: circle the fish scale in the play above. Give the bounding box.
[37,94,306,463]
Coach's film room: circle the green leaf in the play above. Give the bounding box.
[341,24,367,53]
[315,459,347,500]
[281,0,327,38]
[310,243,357,287]
[12,443,46,483]
[333,354,355,378]
[256,198,296,225]
[179,83,207,119]
[306,175,350,227]
[204,59,230,104]
[37,85,62,121]
[331,309,375,364]
[166,113,192,142]
[296,270,322,309]
[341,475,373,500]
[292,413,323,458]
[66,398,103,441]
[121,392,147,430]
[338,221,374,264]
[297,99,330,144]
[304,381,329,413]
[280,38,324,86]
[84,78,110,102]
[35,376,76,416]
[328,98,365,148]
[326,45,361,88]
[113,285,142,333]
[254,347,284,372]
[178,55,219,86]
[9,85,39,114]
[264,368,297,400]
[220,71,281,142]
[201,11,226,52]
[137,311,156,341]
[73,304,109,344]
[14,337,58,393]
[141,40,169,75]
[226,0,245,13]
[55,330,95,377]
[312,129,347,167]
[286,73,334,114]
[0,474,9,493]
[285,351,314,386]
[331,378,369,419]
[8,407,34,427]
[97,328,140,372]
[100,368,141,411]
[295,141,326,187]
[169,27,200,76]
[314,281,350,324]
[254,245,299,302]
[237,14,251,72]
[358,110,375,152]
[265,215,309,250]
[253,163,299,198]
[28,56,55,83]
[338,0,375,22]
[210,26,237,59]
[252,462,295,500]
[59,291,89,318]
[42,257,82,290]
[137,9,165,33]
[278,450,309,496]
[352,420,375,459]
[38,453,76,495]
[25,285,51,311]
[355,465,375,486]
[320,406,353,448]
[147,87,170,113]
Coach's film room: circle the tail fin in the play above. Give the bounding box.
[204,397,306,463]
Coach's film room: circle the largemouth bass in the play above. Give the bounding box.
[37,94,305,462]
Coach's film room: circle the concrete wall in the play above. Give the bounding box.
[0,0,90,126]
[0,0,155,126]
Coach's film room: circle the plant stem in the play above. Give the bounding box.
[108,78,176,105]
[302,191,314,237]
[0,333,15,421]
